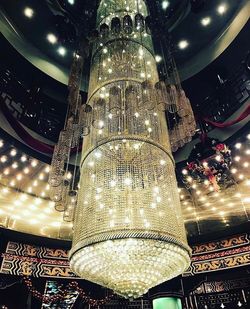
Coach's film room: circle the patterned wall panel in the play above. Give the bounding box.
[1,233,250,278]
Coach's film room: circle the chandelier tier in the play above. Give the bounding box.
[55,0,192,299]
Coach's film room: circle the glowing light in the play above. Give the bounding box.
[58,46,66,56]
[201,17,211,26]
[235,143,242,149]
[10,149,17,157]
[47,33,57,44]
[217,4,227,15]
[178,40,189,49]
[24,7,34,18]
[162,1,169,10]
[155,55,162,63]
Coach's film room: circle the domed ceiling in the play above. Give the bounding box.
[0,0,249,87]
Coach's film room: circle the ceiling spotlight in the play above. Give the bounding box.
[162,1,170,10]
[68,0,75,4]
[58,46,66,56]
[155,55,162,63]
[24,7,34,18]
[47,33,57,44]
[178,40,189,50]
[201,17,211,26]
[217,4,227,15]
[235,143,241,149]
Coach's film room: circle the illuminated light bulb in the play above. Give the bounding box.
[151,203,156,209]
[238,174,244,180]
[94,151,102,158]
[3,168,10,175]
[88,161,94,167]
[98,129,103,135]
[108,113,113,119]
[10,180,15,187]
[145,120,150,126]
[243,162,249,168]
[108,68,112,74]
[10,149,17,156]
[47,33,57,44]
[21,155,27,162]
[235,143,242,149]
[219,211,225,216]
[204,179,209,185]
[124,217,130,224]
[212,207,217,211]
[246,180,250,186]
[23,167,30,174]
[134,112,139,118]
[246,149,250,155]
[58,46,66,56]
[203,161,208,167]
[0,156,7,163]
[45,184,50,190]
[103,47,108,54]
[27,187,32,193]
[231,168,237,174]
[234,156,241,162]
[182,169,188,175]
[66,172,72,179]
[215,155,221,162]
[217,4,227,15]
[187,176,192,182]
[31,159,38,167]
[41,191,45,197]
[39,173,44,180]
[24,7,34,18]
[2,188,9,194]
[178,40,189,49]
[155,55,162,63]
[192,184,197,189]
[160,160,166,165]
[110,180,116,187]
[16,174,22,181]
[45,166,50,173]
[201,17,211,26]
[33,180,38,186]
[12,162,18,169]
[156,196,162,203]
[124,178,132,186]
[196,190,201,195]
[0,140,4,147]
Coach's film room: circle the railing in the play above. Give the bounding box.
[195,52,250,125]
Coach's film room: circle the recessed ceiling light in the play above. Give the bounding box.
[178,40,189,49]
[68,0,75,4]
[47,33,57,44]
[155,55,162,63]
[24,7,34,18]
[217,4,227,15]
[58,46,66,56]
[201,17,211,26]
[162,1,170,10]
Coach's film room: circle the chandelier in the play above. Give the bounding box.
[49,0,193,299]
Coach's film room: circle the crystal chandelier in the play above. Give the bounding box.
[49,0,193,299]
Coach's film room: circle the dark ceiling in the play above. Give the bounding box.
[0,0,248,88]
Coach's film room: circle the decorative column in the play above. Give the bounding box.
[70,0,191,299]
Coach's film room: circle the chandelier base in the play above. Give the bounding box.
[70,237,190,299]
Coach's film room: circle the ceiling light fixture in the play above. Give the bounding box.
[24,7,34,18]
[201,17,211,26]
[47,33,58,44]
[178,40,189,49]
[68,0,75,4]
[162,1,170,10]
[217,4,227,15]
[58,46,67,56]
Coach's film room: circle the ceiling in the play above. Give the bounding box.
[0,131,249,241]
[0,0,249,88]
